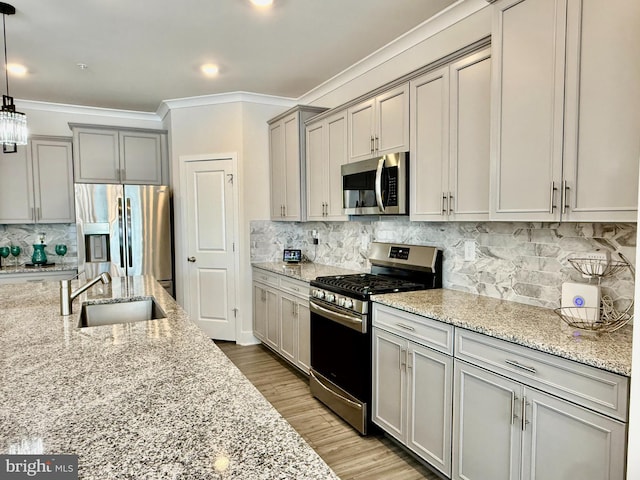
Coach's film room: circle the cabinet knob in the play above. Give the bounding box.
[187,256,196,263]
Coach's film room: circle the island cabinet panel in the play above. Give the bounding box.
[410,48,491,222]
[0,137,74,224]
[252,268,310,374]
[372,304,453,477]
[71,125,166,185]
[305,109,348,221]
[268,105,327,222]
[347,83,409,162]
[453,329,628,480]
[490,0,640,222]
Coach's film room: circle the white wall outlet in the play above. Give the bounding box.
[311,230,318,239]
[464,240,476,262]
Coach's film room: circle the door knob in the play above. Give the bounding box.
[187,256,196,263]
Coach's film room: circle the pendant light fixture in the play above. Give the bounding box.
[0,2,26,153]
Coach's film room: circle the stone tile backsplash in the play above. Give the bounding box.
[250,219,636,311]
[0,224,77,267]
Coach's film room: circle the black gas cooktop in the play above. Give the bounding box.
[312,273,425,297]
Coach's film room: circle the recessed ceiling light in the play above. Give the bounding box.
[76,63,88,71]
[201,64,219,77]
[250,0,273,7]
[7,63,26,76]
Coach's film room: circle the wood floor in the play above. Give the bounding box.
[215,341,444,480]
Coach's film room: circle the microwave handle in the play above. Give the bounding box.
[375,156,385,213]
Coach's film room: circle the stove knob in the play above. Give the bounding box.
[344,299,353,309]
[316,290,325,299]
[326,294,335,303]
[337,297,346,307]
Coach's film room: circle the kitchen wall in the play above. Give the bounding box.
[0,223,77,267]
[250,219,636,312]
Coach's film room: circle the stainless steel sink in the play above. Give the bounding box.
[78,297,166,328]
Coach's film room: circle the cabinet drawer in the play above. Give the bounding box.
[373,303,453,355]
[279,277,308,298]
[455,329,629,421]
[252,268,279,287]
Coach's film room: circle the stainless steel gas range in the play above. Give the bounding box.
[309,242,442,434]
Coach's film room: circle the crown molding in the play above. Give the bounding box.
[16,98,161,121]
[157,91,296,119]
[297,0,489,105]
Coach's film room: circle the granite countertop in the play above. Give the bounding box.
[0,263,77,274]
[372,289,633,377]
[0,276,338,479]
[253,261,365,283]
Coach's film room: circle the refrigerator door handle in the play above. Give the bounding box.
[118,197,125,268]
[126,197,133,269]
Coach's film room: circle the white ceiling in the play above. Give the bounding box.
[5,0,457,112]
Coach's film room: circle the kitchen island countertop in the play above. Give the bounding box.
[372,289,632,376]
[0,275,339,479]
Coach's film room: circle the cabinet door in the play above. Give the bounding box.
[409,67,450,221]
[407,342,453,477]
[372,328,406,442]
[279,294,297,364]
[296,300,310,374]
[264,288,279,350]
[325,110,348,220]
[453,361,521,480]
[0,145,34,223]
[305,121,326,221]
[450,49,491,221]
[490,0,566,220]
[283,113,302,220]
[376,84,409,155]
[522,388,627,480]
[253,283,268,341]
[31,137,75,223]
[348,98,376,162]
[269,121,285,220]
[73,128,120,183]
[119,131,162,185]
[562,0,640,222]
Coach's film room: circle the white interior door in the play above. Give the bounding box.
[183,158,237,340]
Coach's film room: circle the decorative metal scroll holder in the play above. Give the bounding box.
[554,256,634,334]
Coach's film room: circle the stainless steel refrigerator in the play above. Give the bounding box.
[75,183,174,296]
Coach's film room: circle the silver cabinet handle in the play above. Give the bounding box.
[511,393,519,424]
[395,322,415,332]
[549,181,557,214]
[562,180,570,213]
[522,397,530,431]
[400,348,406,370]
[448,192,454,215]
[375,135,379,152]
[505,359,537,374]
[442,193,448,215]
[187,256,196,263]
[31,207,35,222]
[370,135,375,153]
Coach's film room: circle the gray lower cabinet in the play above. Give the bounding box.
[252,268,310,374]
[453,329,628,480]
[0,136,74,224]
[372,303,454,477]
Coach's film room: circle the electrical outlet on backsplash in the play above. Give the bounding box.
[0,224,77,267]
[250,219,636,313]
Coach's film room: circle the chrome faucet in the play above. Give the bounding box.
[60,272,112,316]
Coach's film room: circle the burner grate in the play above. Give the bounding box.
[314,273,424,296]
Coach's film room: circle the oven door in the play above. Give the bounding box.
[309,298,371,434]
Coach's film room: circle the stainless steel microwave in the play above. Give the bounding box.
[341,152,408,215]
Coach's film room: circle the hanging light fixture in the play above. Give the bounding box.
[0,2,26,153]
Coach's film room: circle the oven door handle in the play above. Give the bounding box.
[310,370,362,409]
[309,299,366,334]
[375,156,385,214]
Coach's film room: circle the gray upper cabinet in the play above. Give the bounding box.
[305,109,349,221]
[70,124,166,185]
[268,105,327,222]
[410,48,491,221]
[490,0,640,221]
[0,136,74,224]
[347,83,409,162]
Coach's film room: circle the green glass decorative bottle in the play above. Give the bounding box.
[32,243,47,265]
